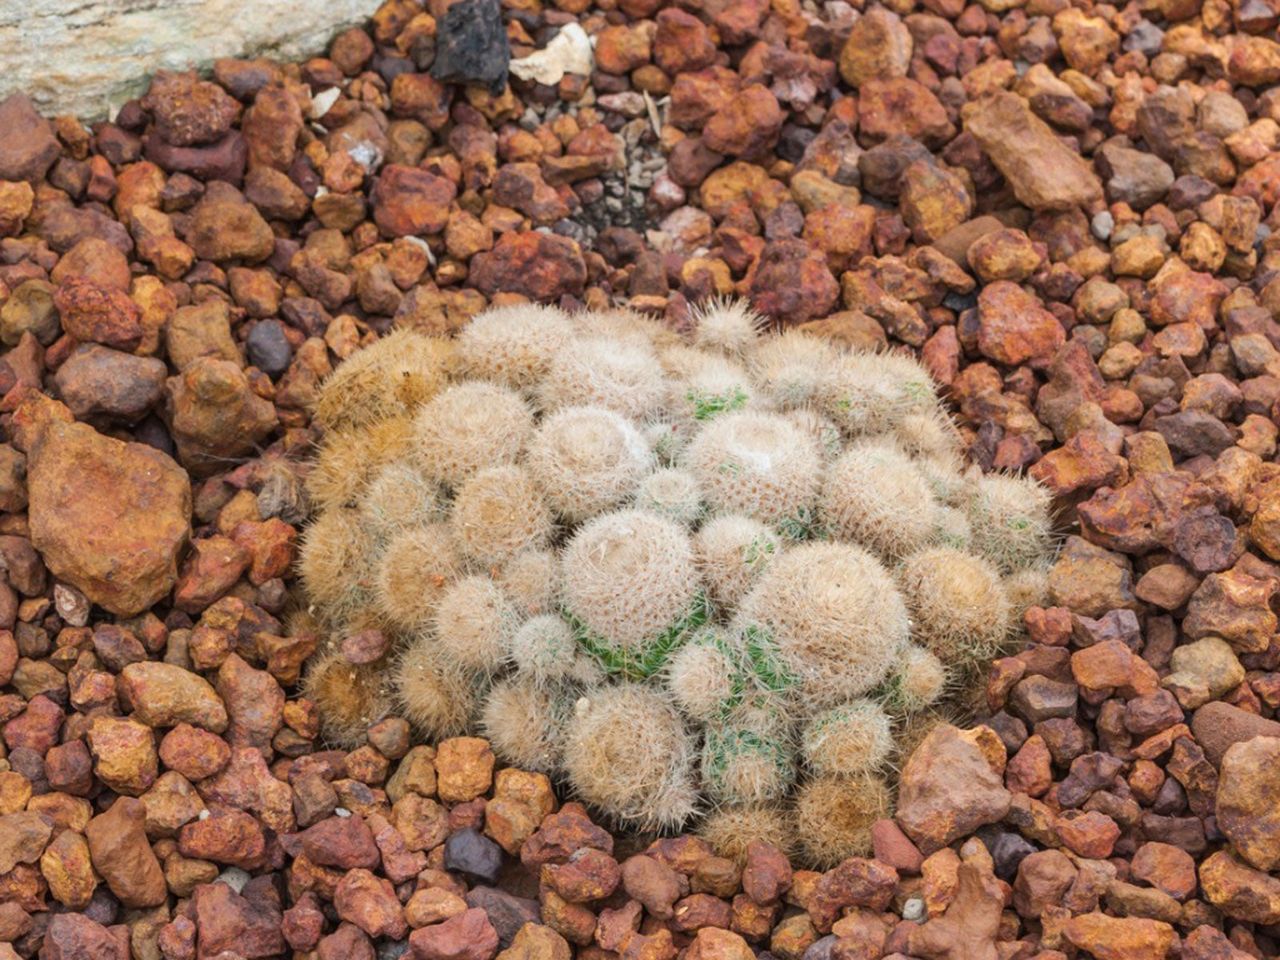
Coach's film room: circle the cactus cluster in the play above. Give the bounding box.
[298,301,1054,866]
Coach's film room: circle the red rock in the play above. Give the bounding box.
[177,807,267,869]
[193,877,286,958]
[858,79,953,149]
[748,238,838,324]
[216,653,284,752]
[653,9,716,75]
[39,913,128,960]
[143,71,240,146]
[410,907,500,960]
[976,281,1065,366]
[703,86,783,159]
[808,857,898,932]
[335,867,408,939]
[53,278,144,351]
[470,232,587,301]
[84,797,166,908]
[242,85,303,170]
[373,164,456,237]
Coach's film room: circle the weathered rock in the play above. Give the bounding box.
[119,661,229,732]
[39,913,128,960]
[1063,913,1177,960]
[1200,849,1280,924]
[0,810,52,875]
[29,421,190,616]
[963,92,1103,211]
[53,345,167,422]
[0,95,59,182]
[1215,736,1280,871]
[896,725,1011,854]
[84,796,167,908]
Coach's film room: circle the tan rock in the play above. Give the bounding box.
[39,829,97,908]
[1200,849,1280,924]
[120,661,228,732]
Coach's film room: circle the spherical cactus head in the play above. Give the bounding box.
[735,541,909,706]
[668,350,755,424]
[747,330,841,410]
[412,381,534,489]
[897,546,1013,667]
[878,644,949,716]
[303,652,392,748]
[508,613,603,687]
[526,406,654,523]
[691,297,764,355]
[538,334,667,420]
[693,514,780,614]
[701,723,796,805]
[432,575,519,674]
[562,683,699,831]
[800,700,894,778]
[819,350,937,437]
[794,773,891,868]
[684,410,822,530]
[1003,564,1051,619]
[666,627,743,723]
[965,472,1054,573]
[450,464,553,567]
[456,302,574,390]
[820,440,942,560]
[360,461,443,541]
[392,640,476,739]
[314,329,453,431]
[893,409,965,469]
[298,507,379,628]
[699,804,795,863]
[307,417,414,515]
[373,523,459,632]
[561,509,705,679]
[635,468,704,527]
[496,549,558,618]
[480,677,566,773]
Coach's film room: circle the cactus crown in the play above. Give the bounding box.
[298,300,1054,860]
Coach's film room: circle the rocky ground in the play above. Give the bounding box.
[0,0,1279,957]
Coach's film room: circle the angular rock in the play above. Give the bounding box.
[896,724,1011,855]
[963,92,1103,211]
[1216,736,1280,871]
[85,797,167,908]
[28,420,190,616]
[119,661,229,732]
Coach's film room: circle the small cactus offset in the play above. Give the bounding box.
[297,299,1055,865]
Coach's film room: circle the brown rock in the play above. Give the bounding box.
[120,661,228,732]
[165,357,278,473]
[906,859,1003,960]
[838,7,911,86]
[807,858,898,932]
[1131,842,1197,901]
[1182,567,1278,653]
[653,9,716,75]
[496,922,570,960]
[53,345,167,422]
[193,877,286,958]
[1063,913,1176,960]
[1191,701,1280,766]
[188,194,275,262]
[963,92,1103,211]
[858,79,953,148]
[0,95,60,183]
[896,725,1012,855]
[85,797,166,908]
[703,86,783,159]
[686,927,754,960]
[1199,849,1280,924]
[1216,736,1280,871]
[29,420,189,615]
[165,299,241,371]
[86,715,159,795]
[0,811,52,874]
[39,829,96,909]
[621,854,682,919]
[749,238,838,324]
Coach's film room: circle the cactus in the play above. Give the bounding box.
[295,303,1056,862]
